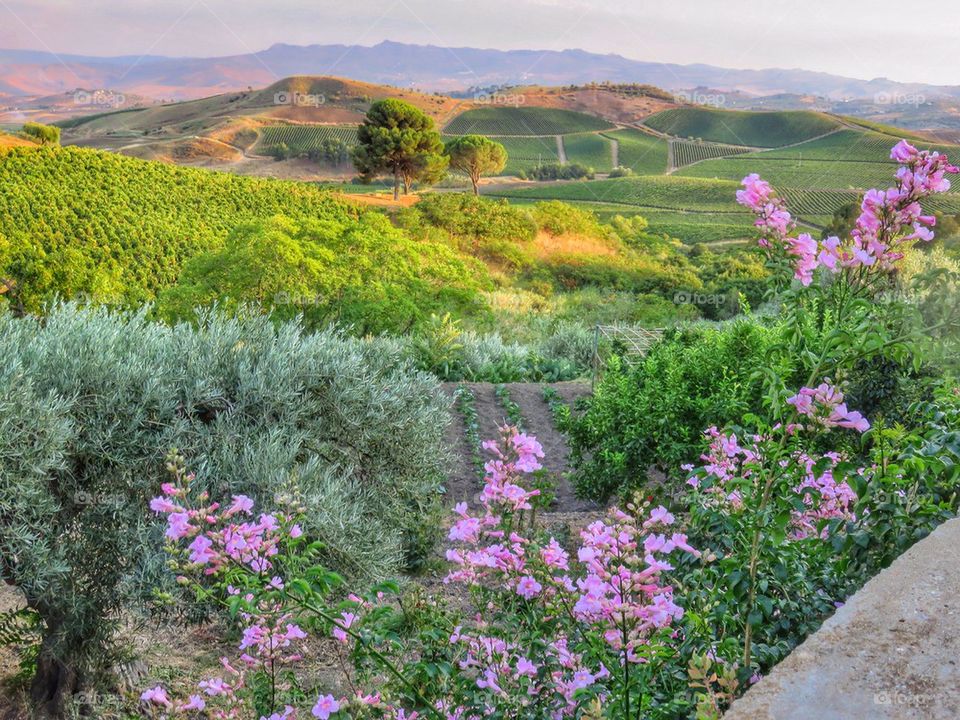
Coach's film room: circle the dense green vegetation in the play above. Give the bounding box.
[0,146,357,311]
[567,320,790,500]
[157,214,488,334]
[0,305,451,704]
[643,107,841,147]
[444,106,614,136]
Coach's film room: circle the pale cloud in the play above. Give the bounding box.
[0,0,956,85]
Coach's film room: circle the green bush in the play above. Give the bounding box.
[0,305,449,707]
[567,318,792,501]
[399,193,537,268]
[21,122,60,145]
[531,200,612,238]
[524,162,593,181]
[157,214,490,335]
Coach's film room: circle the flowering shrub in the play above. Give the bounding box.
[137,140,960,719]
[145,428,699,719]
[677,140,960,676]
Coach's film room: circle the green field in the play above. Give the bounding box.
[562,132,614,171]
[480,135,561,175]
[601,129,670,175]
[492,175,748,212]
[444,107,614,136]
[256,124,358,154]
[644,107,841,147]
[679,156,900,191]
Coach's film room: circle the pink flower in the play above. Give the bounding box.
[331,612,356,644]
[179,695,206,711]
[312,694,340,719]
[149,496,180,514]
[226,494,254,516]
[140,686,171,707]
[165,512,193,540]
[516,576,542,599]
[515,656,538,677]
[187,534,217,565]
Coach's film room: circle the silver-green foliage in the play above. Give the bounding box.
[0,304,449,693]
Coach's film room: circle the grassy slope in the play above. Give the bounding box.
[563,132,613,171]
[644,107,841,147]
[602,129,669,175]
[444,107,614,136]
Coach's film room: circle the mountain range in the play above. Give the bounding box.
[2,40,960,103]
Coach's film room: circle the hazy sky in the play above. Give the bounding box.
[2,0,959,85]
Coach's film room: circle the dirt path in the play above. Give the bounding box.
[556,135,567,164]
[609,136,619,168]
[726,516,960,719]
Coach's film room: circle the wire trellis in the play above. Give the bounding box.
[591,325,665,387]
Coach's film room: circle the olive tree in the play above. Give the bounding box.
[0,305,450,715]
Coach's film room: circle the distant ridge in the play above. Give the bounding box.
[2,40,960,102]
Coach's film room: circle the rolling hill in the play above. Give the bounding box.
[41,81,960,246]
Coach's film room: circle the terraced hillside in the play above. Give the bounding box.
[488,108,960,243]
[255,124,359,155]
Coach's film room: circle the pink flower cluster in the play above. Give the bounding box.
[150,482,295,575]
[449,629,606,714]
[791,453,857,539]
[446,427,697,673]
[688,426,859,538]
[786,383,870,433]
[737,141,958,284]
[479,428,544,510]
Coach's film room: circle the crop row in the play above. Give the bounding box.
[256,125,359,154]
[673,139,753,169]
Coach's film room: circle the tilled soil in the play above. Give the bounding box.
[440,381,596,512]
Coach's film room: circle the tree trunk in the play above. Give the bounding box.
[393,171,400,201]
[30,648,79,718]
[471,175,480,196]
